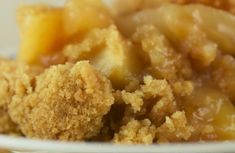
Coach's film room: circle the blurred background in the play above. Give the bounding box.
[0,0,65,54]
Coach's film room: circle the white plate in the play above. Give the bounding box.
[0,134,234,153]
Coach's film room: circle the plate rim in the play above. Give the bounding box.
[0,135,235,153]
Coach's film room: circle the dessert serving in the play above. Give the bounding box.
[0,0,235,144]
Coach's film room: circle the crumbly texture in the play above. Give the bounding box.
[63,25,142,89]
[0,106,20,135]
[117,76,177,126]
[0,59,37,104]
[8,61,114,140]
[113,119,156,144]
[156,111,194,143]
[0,59,38,135]
[132,24,193,81]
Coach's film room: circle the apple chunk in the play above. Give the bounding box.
[17,5,65,64]
[184,87,235,140]
[64,0,113,38]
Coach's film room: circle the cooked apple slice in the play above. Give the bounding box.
[17,5,65,64]
[184,87,235,140]
[64,0,113,39]
[212,55,235,103]
[185,4,235,56]
[117,4,235,56]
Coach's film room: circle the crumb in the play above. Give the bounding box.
[113,119,156,144]
[0,58,38,135]
[156,111,194,143]
[119,76,177,126]
[133,25,192,81]
[8,61,114,140]
[121,90,144,113]
[63,25,142,89]
[0,106,21,135]
[0,58,37,102]
[142,76,177,125]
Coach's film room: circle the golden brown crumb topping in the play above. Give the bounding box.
[8,61,114,140]
[113,119,156,144]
